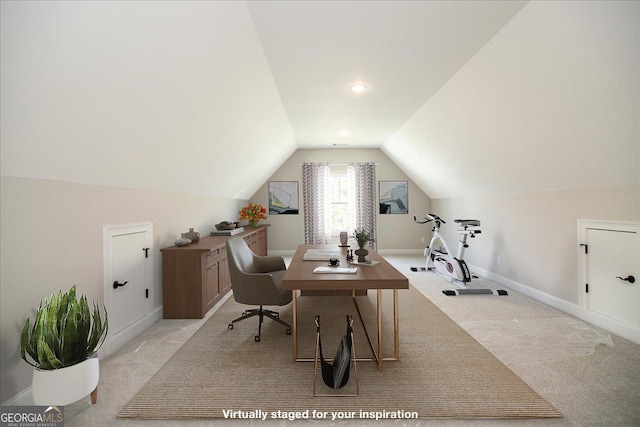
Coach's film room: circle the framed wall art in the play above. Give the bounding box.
[379,181,408,214]
[268,181,299,215]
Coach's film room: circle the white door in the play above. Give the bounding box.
[586,228,639,327]
[111,231,149,335]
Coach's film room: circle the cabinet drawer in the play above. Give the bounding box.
[204,249,221,267]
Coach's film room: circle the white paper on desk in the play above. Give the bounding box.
[303,249,340,261]
[313,266,358,274]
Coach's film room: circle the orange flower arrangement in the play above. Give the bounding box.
[239,202,268,227]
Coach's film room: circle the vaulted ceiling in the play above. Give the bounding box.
[248,0,638,199]
[247,1,527,149]
[1,1,637,201]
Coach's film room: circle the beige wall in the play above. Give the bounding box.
[0,176,246,403]
[432,185,640,304]
[249,148,431,252]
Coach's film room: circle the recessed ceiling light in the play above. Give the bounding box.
[351,84,367,93]
[339,129,349,137]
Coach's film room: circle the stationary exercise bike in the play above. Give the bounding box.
[412,214,481,287]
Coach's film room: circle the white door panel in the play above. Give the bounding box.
[111,231,149,335]
[586,228,638,327]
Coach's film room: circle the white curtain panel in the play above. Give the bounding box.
[347,162,377,250]
[302,162,332,244]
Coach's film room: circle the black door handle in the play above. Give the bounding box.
[113,280,129,289]
[616,275,636,284]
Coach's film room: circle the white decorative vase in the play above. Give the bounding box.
[32,357,99,406]
[174,233,191,247]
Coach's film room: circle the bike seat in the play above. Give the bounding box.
[454,219,480,227]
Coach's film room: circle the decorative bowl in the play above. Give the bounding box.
[215,222,236,230]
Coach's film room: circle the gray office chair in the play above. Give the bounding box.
[226,236,292,342]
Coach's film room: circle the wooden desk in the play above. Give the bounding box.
[282,244,409,371]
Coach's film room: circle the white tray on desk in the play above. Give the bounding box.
[348,260,380,267]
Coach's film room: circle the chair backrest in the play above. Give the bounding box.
[226,236,290,306]
[226,236,256,275]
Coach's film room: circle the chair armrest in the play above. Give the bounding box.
[254,255,286,273]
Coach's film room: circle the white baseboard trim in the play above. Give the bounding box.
[377,249,423,255]
[269,248,423,257]
[104,306,163,357]
[471,265,640,345]
[2,385,33,406]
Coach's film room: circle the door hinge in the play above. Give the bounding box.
[585,283,589,293]
[143,248,150,258]
[145,289,149,298]
[580,244,588,254]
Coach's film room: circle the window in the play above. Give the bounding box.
[330,170,350,235]
[302,162,376,245]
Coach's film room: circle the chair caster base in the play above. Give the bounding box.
[228,305,291,342]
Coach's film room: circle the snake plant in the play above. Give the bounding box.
[21,286,108,370]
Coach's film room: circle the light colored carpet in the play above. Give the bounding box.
[118,285,562,421]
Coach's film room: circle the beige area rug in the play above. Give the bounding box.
[118,286,562,421]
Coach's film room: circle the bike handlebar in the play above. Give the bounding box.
[414,214,445,225]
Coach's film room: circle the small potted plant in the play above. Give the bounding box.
[21,285,108,406]
[352,227,375,262]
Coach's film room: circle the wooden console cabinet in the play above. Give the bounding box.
[161,225,269,319]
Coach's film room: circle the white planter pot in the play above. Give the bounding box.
[32,357,99,406]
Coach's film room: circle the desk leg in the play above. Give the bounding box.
[377,289,383,371]
[292,290,298,361]
[394,289,399,360]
